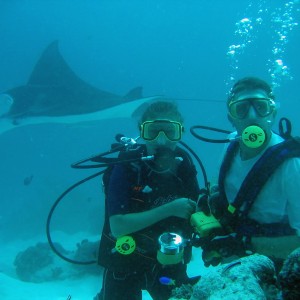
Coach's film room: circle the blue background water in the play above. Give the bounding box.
[0,1,299,247]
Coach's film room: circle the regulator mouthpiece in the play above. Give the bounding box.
[241,125,266,148]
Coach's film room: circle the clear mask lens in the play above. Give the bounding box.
[141,120,183,141]
[229,98,275,119]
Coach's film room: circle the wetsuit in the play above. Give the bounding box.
[97,145,200,300]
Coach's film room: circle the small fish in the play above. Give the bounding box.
[222,261,242,273]
[23,175,34,186]
[159,276,176,286]
[66,295,71,300]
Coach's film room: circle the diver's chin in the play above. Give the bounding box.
[147,143,174,154]
[151,146,177,173]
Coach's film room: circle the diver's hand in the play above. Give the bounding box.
[168,198,196,219]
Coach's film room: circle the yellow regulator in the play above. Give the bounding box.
[115,236,136,255]
[241,125,266,148]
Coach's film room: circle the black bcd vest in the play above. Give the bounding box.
[98,145,199,272]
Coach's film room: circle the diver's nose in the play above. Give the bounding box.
[247,105,257,118]
[156,132,168,145]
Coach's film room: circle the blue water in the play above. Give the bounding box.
[0,0,299,285]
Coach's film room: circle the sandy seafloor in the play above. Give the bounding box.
[1,231,208,300]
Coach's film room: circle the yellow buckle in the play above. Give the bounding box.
[227,204,236,214]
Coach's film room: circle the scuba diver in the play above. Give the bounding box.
[191,77,300,271]
[94,100,201,300]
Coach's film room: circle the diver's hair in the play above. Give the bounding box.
[140,99,184,124]
[228,77,275,105]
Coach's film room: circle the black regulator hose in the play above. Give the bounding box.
[46,170,105,265]
[190,125,231,143]
[47,138,209,264]
[278,117,292,139]
[71,143,127,169]
[191,118,293,144]
[180,141,209,190]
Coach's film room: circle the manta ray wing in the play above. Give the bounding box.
[0,41,146,135]
[5,41,143,118]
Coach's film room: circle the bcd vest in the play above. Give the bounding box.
[98,145,199,272]
[217,136,300,237]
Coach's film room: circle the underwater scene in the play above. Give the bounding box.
[0,1,300,299]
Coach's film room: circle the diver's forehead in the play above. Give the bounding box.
[234,89,269,101]
[148,120,176,128]
[145,118,179,124]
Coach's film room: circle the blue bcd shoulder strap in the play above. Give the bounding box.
[219,137,300,223]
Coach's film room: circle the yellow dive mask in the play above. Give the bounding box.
[140,120,183,141]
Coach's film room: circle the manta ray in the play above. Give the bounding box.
[0,41,154,135]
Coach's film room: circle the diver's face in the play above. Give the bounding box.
[228,89,276,136]
[145,132,178,155]
[140,119,183,154]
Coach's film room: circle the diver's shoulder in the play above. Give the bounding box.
[270,132,284,146]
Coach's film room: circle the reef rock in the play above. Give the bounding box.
[170,254,279,300]
[14,242,67,282]
[14,239,100,282]
[278,247,300,300]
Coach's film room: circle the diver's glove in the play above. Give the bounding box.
[196,188,211,215]
[196,185,224,217]
[201,233,250,267]
[192,187,248,267]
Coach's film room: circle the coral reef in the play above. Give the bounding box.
[72,239,100,275]
[278,247,300,300]
[170,254,280,300]
[170,284,194,300]
[14,242,65,282]
[14,239,101,282]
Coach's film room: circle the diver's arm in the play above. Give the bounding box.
[251,160,300,259]
[110,197,196,238]
[251,235,300,259]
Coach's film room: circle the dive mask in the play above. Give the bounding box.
[140,120,183,141]
[228,98,275,119]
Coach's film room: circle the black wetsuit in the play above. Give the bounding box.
[96,145,200,300]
